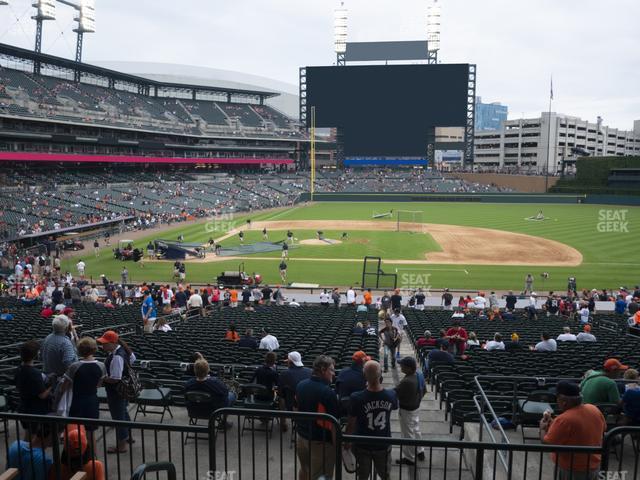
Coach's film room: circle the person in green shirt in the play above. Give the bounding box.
[580,358,628,405]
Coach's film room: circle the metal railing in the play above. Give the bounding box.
[0,412,209,480]
[1,409,639,480]
[210,408,639,480]
[473,375,640,478]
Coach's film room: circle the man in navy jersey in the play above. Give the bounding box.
[346,360,398,479]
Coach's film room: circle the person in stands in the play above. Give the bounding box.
[539,381,606,480]
[251,352,279,402]
[62,337,106,434]
[238,328,259,349]
[557,326,577,342]
[504,333,524,351]
[395,357,425,466]
[346,360,398,478]
[576,324,597,342]
[532,332,557,352]
[379,317,400,372]
[54,424,105,480]
[41,315,77,378]
[485,333,505,351]
[184,358,236,407]
[14,340,52,426]
[416,330,436,348]
[446,320,468,355]
[258,328,279,351]
[224,324,240,342]
[97,330,136,454]
[277,352,312,432]
[425,341,454,373]
[7,424,54,479]
[622,369,640,426]
[295,355,339,480]
[581,358,628,405]
[335,351,369,400]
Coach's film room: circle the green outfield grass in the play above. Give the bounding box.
[63,202,639,291]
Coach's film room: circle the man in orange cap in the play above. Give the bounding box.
[335,351,370,402]
[97,330,136,453]
[576,324,597,342]
[580,358,628,405]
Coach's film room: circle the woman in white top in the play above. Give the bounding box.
[467,332,481,348]
[485,333,505,351]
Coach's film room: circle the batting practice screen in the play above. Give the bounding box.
[304,64,469,158]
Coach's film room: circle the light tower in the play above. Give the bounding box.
[334,2,348,66]
[31,0,56,73]
[426,0,440,64]
[73,0,95,67]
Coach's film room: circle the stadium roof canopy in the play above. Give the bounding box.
[0,43,278,101]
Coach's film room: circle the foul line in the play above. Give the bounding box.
[395,267,470,274]
[261,206,299,221]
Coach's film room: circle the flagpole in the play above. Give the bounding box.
[544,76,553,193]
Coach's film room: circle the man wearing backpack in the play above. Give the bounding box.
[98,330,137,454]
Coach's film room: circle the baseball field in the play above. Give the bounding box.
[63,202,639,291]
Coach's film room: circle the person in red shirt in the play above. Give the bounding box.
[446,321,468,355]
[540,381,605,478]
[416,330,436,348]
[40,304,54,318]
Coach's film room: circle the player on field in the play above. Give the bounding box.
[279,261,288,283]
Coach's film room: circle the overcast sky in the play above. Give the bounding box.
[1,0,638,128]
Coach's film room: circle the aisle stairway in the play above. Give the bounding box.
[380,318,474,479]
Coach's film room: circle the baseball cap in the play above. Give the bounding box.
[556,381,580,397]
[352,351,371,364]
[398,356,417,370]
[97,330,119,344]
[288,351,304,367]
[604,358,628,372]
[64,424,87,453]
[583,324,592,332]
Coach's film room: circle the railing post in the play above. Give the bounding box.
[475,447,484,480]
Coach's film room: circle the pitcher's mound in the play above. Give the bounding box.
[299,239,343,246]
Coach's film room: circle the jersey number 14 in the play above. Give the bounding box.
[366,411,387,431]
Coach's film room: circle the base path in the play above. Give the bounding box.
[208,220,583,267]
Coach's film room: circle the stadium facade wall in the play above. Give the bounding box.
[0,152,293,165]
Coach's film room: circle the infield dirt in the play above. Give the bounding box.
[189,220,583,267]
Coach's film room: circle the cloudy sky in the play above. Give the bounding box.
[1,0,638,128]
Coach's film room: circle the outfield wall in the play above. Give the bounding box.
[300,192,640,205]
[300,192,584,203]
